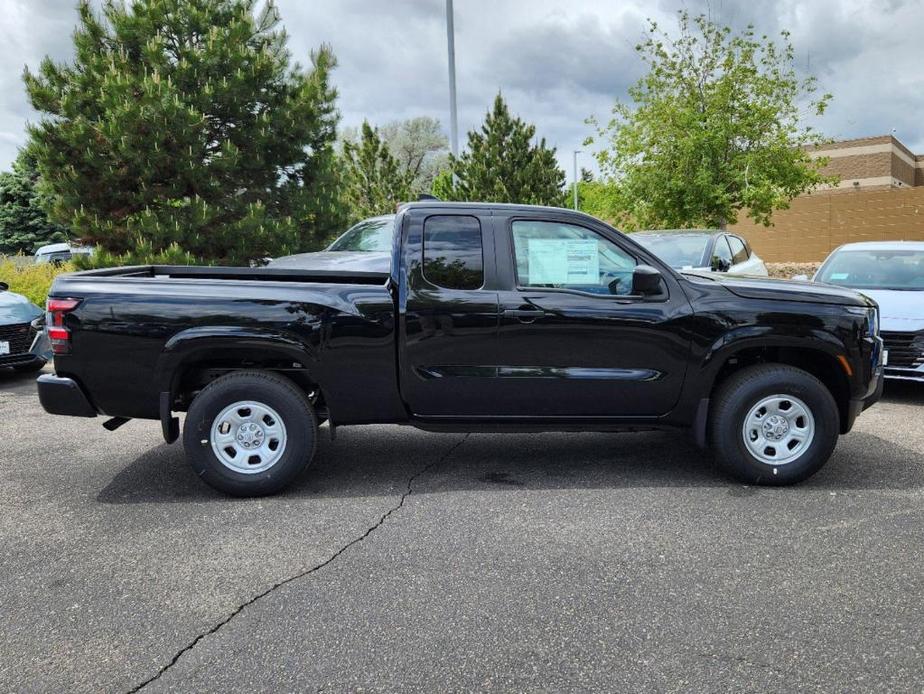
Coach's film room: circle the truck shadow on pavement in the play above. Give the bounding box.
[96,423,924,505]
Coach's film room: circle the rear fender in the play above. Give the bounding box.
[155,325,318,402]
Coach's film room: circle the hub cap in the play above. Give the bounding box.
[742,394,815,466]
[210,401,287,474]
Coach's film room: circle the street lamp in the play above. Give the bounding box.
[446,0,459,157]
[572,150,581,210]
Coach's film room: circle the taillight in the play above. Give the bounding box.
[46,298,81,355]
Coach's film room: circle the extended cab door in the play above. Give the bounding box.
[490,211,693,417]
[398,209,505,416]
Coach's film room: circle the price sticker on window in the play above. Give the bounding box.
[528,239,599,284]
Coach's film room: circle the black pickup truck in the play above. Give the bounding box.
[38,202,884,495]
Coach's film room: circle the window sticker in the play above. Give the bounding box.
[527,239,599,284]
[829,272,849,280]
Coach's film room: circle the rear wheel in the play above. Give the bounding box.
[709,364,840,485]
[183,370,317,496]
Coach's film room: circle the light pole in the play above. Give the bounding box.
[572,150,581,210]
[446,0,459,157]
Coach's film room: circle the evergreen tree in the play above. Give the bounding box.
[0,150,70,256]
[341,121,412,221]
[23,0,347,265]
[436,94,566,206]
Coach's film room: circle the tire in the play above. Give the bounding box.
[183,370,318,496]
[709,364,840,485]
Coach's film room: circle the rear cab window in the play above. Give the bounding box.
[422,215,484,290]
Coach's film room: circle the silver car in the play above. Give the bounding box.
[632,230,768,276]
[0,283,51,373]
[813,241,924,382]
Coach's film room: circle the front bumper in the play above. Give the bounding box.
[0,318,51,368]
[37,374,97,417]
[884,366,924,383]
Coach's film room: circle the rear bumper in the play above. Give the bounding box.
[37,374,97,417]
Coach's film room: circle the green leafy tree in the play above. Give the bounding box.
[587,11,834,230]
[24,0,347,265]
[341,121,412,221]
[0,150,70,256]
[436,94,566,206]
[379,117,449,195]
[342,116,449,198]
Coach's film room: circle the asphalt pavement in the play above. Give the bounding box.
[1,366,922,692]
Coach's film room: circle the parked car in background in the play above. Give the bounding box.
[34,242,94,265]
[269,215,394,272]
[0,283,51,373]
[633,230,769,276]
[810,241,924,383]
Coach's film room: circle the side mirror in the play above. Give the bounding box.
[632,265,662,296]
[0,281,8,291]
[791,274,809,282]
[710,256,731,272]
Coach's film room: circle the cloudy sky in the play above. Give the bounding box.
[2,0,923,176]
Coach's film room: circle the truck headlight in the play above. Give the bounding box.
[846,306,879,337]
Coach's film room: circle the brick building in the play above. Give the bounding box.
[730,135,924,262]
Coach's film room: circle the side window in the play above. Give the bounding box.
[423,215,484,290]
[711,236,733,271]
[727,235,748,264]
[511,220,637,296]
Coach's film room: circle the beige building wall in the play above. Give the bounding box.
[730,187,924,262]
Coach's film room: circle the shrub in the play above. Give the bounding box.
[73,240,198,270]
[0,256,73,307]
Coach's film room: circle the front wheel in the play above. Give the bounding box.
[709,364,840,485]
[183,370,318,496]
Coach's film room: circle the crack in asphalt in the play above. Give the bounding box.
[126,433,469,693]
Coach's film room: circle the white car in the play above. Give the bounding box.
[34,242,94,264]
[813,241,924,382]
[632,230,769,276]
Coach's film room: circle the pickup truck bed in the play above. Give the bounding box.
[38,202,884,495]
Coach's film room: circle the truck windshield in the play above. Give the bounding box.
[327,217,395,252]
[817,249,924,290]
[633,234,710,268]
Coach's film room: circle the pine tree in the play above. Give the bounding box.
[23,0,347,265]
[436,94,566,206]
[341,121,412,221]
[0,150,70,256]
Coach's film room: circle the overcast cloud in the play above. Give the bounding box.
[2,0,924,176]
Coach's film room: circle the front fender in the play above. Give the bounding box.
[700,325,848,379]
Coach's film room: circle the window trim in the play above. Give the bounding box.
[726,234,748,265]
[713,235,734,263]
[420,214,486,291]
[506,216,667,301]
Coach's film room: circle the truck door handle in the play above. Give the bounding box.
[504,308,546,322]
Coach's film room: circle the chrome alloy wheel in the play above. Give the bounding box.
[210,401,287,474]
[741,394,815,465]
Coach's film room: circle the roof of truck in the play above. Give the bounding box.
[399,201,613,227]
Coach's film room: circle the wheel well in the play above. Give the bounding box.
[171,356,326,418]
[709,346,851,432]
